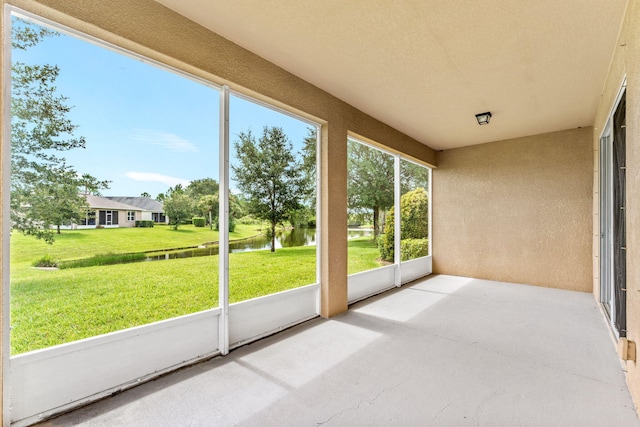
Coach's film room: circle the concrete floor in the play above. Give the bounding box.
[41,275,639,426]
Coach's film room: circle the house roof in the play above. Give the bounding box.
[84,194,143,211]
[104,197,164,212]
[155,0,628,150]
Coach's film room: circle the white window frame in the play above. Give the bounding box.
[346,136,432,304]
[105,210,113,226]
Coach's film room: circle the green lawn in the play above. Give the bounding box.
[10,223,261,265]
[10,226,383,354]
[348,236,385,274]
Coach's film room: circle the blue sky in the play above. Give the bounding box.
[12,16,315,197]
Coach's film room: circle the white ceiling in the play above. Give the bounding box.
[154,0,627,150]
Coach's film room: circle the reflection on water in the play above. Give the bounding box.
[146,228,372,261]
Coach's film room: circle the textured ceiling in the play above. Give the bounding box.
[154,0,627,150]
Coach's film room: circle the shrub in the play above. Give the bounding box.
[215,215,236,232]
[135,220,154,228]
[192,217,206,227]
[377,237,429,262]
[400,238,429,261]
[378,226,394,262]
[237,215,257,225]
[307,218,316,228]
[378,235,390,262]
[287,207,314,228]
[379,187,429,262]
[33,254,58,268]
[399,188,429,240]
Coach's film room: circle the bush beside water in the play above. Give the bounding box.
[33,254,58,268]
[215,216,236,232]
[57,252,147,269]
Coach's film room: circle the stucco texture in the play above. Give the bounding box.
[433,128,593,292]
[594,0,640,414]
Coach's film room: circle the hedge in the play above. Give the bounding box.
[135,220,154,228]
[378,236,429,262]
[192,217,206,227]
[399,238,429,261]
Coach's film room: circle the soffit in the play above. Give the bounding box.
[154,0,627,150]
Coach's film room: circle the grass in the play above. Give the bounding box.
[10,226,383,354]
[348,236,385,274]
[58,252,148,269]
[10,223,261,266]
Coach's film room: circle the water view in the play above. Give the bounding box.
[146,228,372,261]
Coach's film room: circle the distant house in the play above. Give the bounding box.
[75,195,167,228]
[103,197,167,224]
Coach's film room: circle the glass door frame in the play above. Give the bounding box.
[599,79,626,337]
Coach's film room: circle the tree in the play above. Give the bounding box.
[198,194,217,230]
[79,173,108,196]
[186,178,218,200]
[300,127,317,209]
[347,140,394,238]
[164,192,193,230]
[232,127,303,252]
[401,161,429,195]
[10,19,108,243]
[140,192,151,198]
[167,183,185,195]
[29,168,90,234]
[188,178,219,228]
[282,126,317,228]
[229,192,247,220]
[198,192,242,232]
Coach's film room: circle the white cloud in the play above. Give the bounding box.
[125,172,190,188]
[130,129,198,152]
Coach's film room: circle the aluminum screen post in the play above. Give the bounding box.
[218,85,230,355]
[394,155,401,286]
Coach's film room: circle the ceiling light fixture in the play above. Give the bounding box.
[475,111,492,125]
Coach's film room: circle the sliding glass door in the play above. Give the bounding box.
[600,84,626,337]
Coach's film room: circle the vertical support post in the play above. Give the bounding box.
[218,85,230,355]
[320,124,348,317]
[394,155,401,286]
[428,167,433,257]
[1,6,10,424]
[315,126,322,314]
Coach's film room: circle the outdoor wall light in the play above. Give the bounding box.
[475,111,492,125]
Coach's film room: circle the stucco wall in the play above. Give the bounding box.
[593,0,640,414]
[433,128,593,292]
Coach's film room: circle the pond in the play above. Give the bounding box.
[145,228,372,261]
